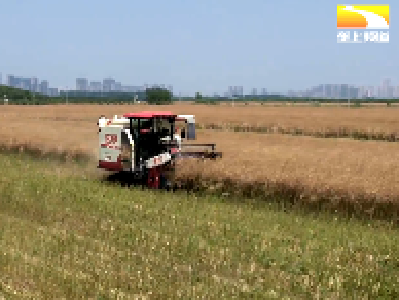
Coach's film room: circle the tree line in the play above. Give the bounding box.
[0,84,46,101]
[1,84,397,105]
[0,85,174,105]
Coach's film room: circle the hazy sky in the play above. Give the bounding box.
[0,0,397,95]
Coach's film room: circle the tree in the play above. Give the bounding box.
[0,84,47,102]
[145,87,173,105]
[195,92,203,100]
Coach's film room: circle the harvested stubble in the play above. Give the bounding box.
[0,138,90,163]
[1,105,399,221]
[3,104,399,142]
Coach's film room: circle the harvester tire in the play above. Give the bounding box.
[147,166,161,189]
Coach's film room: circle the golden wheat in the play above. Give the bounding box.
[1,104,399,220]
[4,104,399,141]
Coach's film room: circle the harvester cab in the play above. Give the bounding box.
[98,111,222,189]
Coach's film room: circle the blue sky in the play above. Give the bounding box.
[0,0,397,95]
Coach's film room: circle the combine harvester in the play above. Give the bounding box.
[98,111,222,189]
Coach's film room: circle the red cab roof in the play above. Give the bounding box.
[122,111,177,119]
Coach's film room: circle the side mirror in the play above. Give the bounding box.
[181,128,186,139]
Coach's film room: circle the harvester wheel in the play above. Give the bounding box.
[147,166,161,189]
[160,173,170,190]
[162,162,176,191]
[146,163,176,190]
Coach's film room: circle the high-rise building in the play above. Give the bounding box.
[324,84,332,98]
[381,78,391,98]
[233,86,238,97]
[89,81,102,92]
[39,80,49,95]
[394,86,399,98]
[167,85,173,95]
[367,86,374,98]
[228,86,243,97]
[377,86,382,98]
[48,88,59,97]
[385,81,394,98]
[320,84,325,98]
[76,78,89,91]
[261,88,267,96]
[227,86,233,97]
[103,78,115,92]
[19,78,31,91]
[340,84,349,98]
[331,84,338,98]
[30,77,39,93]
[238,86,244,97]
[358,86,366,98]
[114,82,122,91]
[7,75,16,87]
[251,88,257,96]
[5,75,42,92]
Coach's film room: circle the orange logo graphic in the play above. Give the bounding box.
[337,5,389,29]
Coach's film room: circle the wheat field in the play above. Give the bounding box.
[5,103,399,142]
[6,103,399,136]
[1,104,399,220]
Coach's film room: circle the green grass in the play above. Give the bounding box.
[0,153,398,299]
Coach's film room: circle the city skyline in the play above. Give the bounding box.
[0,72,59,97]
[2,71,399,99]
